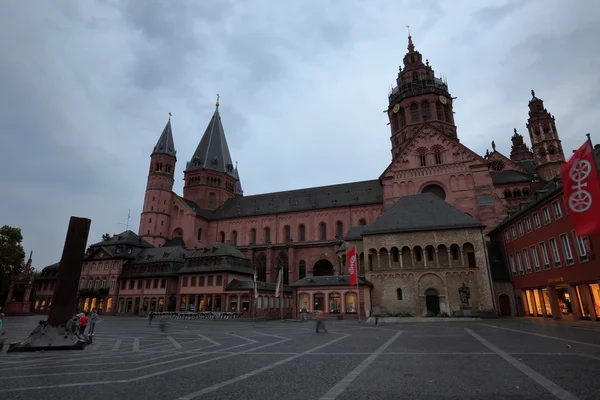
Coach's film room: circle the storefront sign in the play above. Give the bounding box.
[548,277,564,284]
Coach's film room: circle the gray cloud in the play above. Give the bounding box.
[1,0,599,269]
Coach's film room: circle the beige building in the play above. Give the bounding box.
[344,193,495,316]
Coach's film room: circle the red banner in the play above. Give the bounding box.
[561,140,600,235]
[347,248,358,286]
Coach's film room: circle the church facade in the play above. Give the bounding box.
[29,35,567,318]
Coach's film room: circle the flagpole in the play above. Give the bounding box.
[586,133,598,169]
[356,258,361,323]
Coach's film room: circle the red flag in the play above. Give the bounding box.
[561,140,600,235]
[347,248,358,286]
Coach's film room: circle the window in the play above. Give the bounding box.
[299,260,306,279]
[548,238,561,267]
[101,278,107,289]
[336,221,344,239]
[434,150,442,164]
[284,226,291,243]
[319,222,327,241]
[515,251,524,275]
[525,217,532,232]
[264,227,271,244]
[91,263,96,270]
[508,254,516,276]
[522,248,532,273]
[208,192,216,209]
[197,228,202,240]
[572,231,588,262]
[477,195,493,205]
[421,101,431,121]
[110,277,115,290]
[530,245,541,272]
[410,103,419,122]
[396,288,403,300]
[559,233,574,265]
[539,242,550,269]
[231,230,237,246]
[207,276,213,286]
[146,279,151,289]
[419,152,426,167]
[533,213,541,229]
[83,263,87,271]
[504,230,510,243]
[298,225,306,242]
[542,207,551,224]
[552,201,563,219]
[250,228,257,244]
[219,231,225,243]
[510,226,517,240]
[182,277,188,287]
[216,276,222,286]
[517,222,524,237]
[359,219,367,226]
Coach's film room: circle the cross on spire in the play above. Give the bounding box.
[168,111,172,120]
[216,94,220,107]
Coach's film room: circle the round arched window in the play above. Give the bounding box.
[422,184,446,200]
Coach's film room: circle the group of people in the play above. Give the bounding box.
[73,309,99,340]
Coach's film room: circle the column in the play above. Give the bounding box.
[376,252,381,270]
[546,285,562,320]
[399,250,404,268]
[446,248,452,268]
[537,289,547,317]
[387,252,392,269]
[582,285,597,321]
[567,284,582,319]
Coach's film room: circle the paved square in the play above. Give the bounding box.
[1,316,600,399]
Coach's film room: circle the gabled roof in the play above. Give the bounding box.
[88,230,153,249]
[185,105,235,177]
[212,179,382,219]
[186,242,249,260]
[152,119,176,158]
[127,246,189,265]
[345,225,370,241]
[515,159,538,175]
[291,275,372,287]
[490,170,534,185]
[363,193,484,235]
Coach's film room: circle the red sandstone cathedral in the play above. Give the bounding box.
[29,35,566,318]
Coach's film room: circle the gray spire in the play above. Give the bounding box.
[152,118,176,158]
[234,162,243,195]
[186,101,235,176]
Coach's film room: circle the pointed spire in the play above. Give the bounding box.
[407,25,415,53]
[152,114,176,158]
[234,161,243,195]
[186,99,235,176]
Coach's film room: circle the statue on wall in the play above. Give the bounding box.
[491,141,496,152]
[458,282,470,306]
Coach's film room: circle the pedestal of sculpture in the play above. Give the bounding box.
[7,217,91,353]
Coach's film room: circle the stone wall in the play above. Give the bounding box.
[363,227,494,316]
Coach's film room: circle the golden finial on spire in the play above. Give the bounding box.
[216,94,220,107]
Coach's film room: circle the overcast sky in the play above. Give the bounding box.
[1,0,599,270]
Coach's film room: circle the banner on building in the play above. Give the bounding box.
[347,247,358,286]
[561,139,600,235]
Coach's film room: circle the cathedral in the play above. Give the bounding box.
[31,35,567,318]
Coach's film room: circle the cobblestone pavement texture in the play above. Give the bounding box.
[1,315,599,399]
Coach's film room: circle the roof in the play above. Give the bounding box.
[127,246,189,265]
[486,241,512,282]
[291,275,372,287]
[514,159,537,175]
[185,105,236,177]
[212,179,383,219]
[179,242,253,275]
[363,193,484,235]
[490,170,534,185]
[345,225,370,241]
[186,242,249,260]
[163,236,186,248]
[234,164,243,195]
[152,119,176,158]
[225,279,293,293]
[88,230,153,249]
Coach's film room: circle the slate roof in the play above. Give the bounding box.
[127,246,189,265]
[88,231,153,249]
[180,242,254,275]
[185,105,236,177]
[152,119,176,158]
[213,179,383,219]
[225,279,293,293]
[345,225,370,241]
[186,242,250,260]
[35,262,60,280]
[486,241,511,282]
[163,236,186,248]
[363,193,484,235]
[291,275,372,287]
[490,170,534,185]
[514,159,537,175]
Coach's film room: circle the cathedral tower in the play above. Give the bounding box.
[183,96,242,210]
[509,128,534,162]
[387,34,457,160]
[526,90,565,181]
[139,116,176,246]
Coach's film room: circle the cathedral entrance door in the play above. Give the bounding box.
[425,289,440,315]
[498,294,511,316]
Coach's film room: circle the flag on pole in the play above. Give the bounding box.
[275,268,282,297]
[253,271,258,299]
[561,139,600,235]
[347,247,358,285]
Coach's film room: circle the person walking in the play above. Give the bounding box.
[315,310,327,333]
[148,310,154,327]
[79,312,89,336]
[88,310,99,336]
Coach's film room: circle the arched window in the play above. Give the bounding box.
[319,222,327,241]
[419,152,427,167]
[397,288,403,300]
[250,228,257,244]
[436,101,444,121]
[444,104,452,123]
[255,254,267,282]
[421,101,431,121]
[298,224,306,242]
[391,113,398,131]
[336,221,344,239]
[231,230,237,246]
[284,225,291,243]
[399,107,406,127]
[264,227,271,243]
[197,228,202,240]
[504,190,512,198]
[208,192,216,209]
[359,219,367,226]
[299,260,306,279]
[101,278,107,289]
[434,149,442,164]
[410,103,420,123]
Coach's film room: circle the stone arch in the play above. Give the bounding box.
[401,246,412,267]
[413,246,424,267]
[450,244,461,266]
[419,181,448,201]
[393,182,400,197]
[218,231,225,243]
[172,228,183,238]
[437,244,449,267]
[425,245,436,265]
[450,175,458,191]
[391,247,400,265]
[400,181,407,196]
[379,247,389,269]
[367,248,377,271]
[276,251,289,284]
[417,272,445,295]
[313,259,334,276]
[255,253,267,282]
[463,242,476,267]
[457,174,466,190]
[498,293,512,316]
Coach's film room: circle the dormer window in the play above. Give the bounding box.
[127,247,132,254]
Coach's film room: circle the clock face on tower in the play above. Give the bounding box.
[439,96,448,105]
[392,104,400,113]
